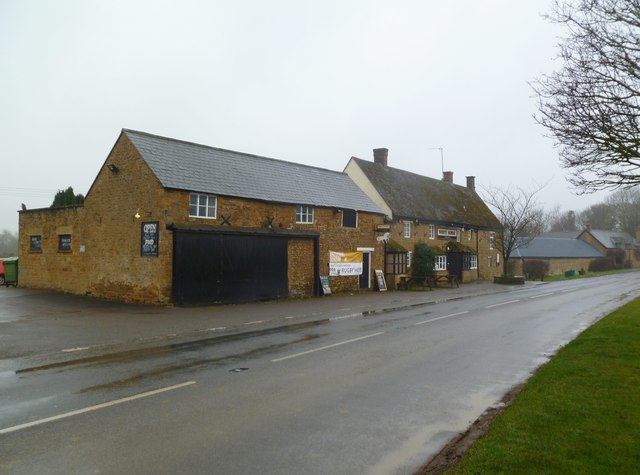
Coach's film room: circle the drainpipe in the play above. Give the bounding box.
[476,227,480,280]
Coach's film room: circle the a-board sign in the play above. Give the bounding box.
[141,221,159,257]
[320,275,331,295]
[374,269,387,291]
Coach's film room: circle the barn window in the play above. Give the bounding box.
[342,209,357,228]
[296,205,314,224]
[189,193,217,218]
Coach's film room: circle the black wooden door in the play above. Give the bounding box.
[447,252,464,281]
[173,231,288,306]
[358,252,370,289]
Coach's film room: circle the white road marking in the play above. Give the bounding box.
[244,320,266,326]
[61,347,91,353]
[415,311,469,326]
[485,299,520,309]
[0,381,196,435]
[529,292,555,299]
[561,288,579,293]
[330,313,362,321]
[272,332,385,362]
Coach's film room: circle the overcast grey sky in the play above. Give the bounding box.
[0,0,612,232]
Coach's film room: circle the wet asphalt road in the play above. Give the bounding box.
[1,274,639,474]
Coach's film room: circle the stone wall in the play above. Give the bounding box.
[508,257,596,277]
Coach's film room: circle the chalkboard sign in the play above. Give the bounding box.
[320,275,331,295]
[58,234,72,252]
[374,269,387,291]
[141,221,159,257]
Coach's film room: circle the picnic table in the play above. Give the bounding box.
[398,274,459,290]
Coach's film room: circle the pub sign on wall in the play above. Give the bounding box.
[141,221,159,256]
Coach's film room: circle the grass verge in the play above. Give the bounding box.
[541,268,634,282]
[442,297,640,474]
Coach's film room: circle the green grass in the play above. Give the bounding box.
[541,268,634,282]
[445,297,640,474]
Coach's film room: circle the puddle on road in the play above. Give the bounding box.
[78,333,324,393]
[16,319,331,375]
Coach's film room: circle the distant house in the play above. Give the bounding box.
[344,148,502,288]
[578,225,640,268]
[18,129,386,305]
[509,233,604,276]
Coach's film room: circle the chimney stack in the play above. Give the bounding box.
[373,148,388,167]
[442,171,453,183]
[586,223,592,233]
[466,176,475,190]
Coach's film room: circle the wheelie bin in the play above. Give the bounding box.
[2,257,18,287]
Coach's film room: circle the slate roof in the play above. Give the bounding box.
[540,231,582,239]
[580,229,637,249]
[511,237,604,259]
[349,157,501,229]
[123,129,384,214]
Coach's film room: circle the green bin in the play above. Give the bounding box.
[3,257,18,287]
[564,269,575,277]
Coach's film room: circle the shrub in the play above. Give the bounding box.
[412,242,436,278]
[524,259,549,281]
[589,257,615,272]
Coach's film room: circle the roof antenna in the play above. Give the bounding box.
[427,147,444,174]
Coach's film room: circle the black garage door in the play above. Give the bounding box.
[173,230,289,306]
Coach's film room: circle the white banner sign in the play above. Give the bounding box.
[329,251,363,276]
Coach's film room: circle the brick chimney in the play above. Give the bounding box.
[442,171,453,183]
[586,223,592,233]
[373,148,388,167]
[466,176,475,190]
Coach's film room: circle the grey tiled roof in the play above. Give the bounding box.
[511,237,604,259]
[582,229,637,249]
[123,129,384,214]
[350,157,501,229]
[540,231,582,239]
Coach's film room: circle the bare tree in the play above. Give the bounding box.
[532,0,640,192]
[481,184,546,275]
[546,205,578,232]
[0,230,18,257]
[577,202,617,230]
[605,186,640,235]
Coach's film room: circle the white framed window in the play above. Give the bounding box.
[470,254,478,269]
[189,193,217,218]
[489,232,495,250]
[429,224,435,240]
[407,251,412,269]
[468,229,473,241]
[296,205,314,224]
[434,255,447,271]
[404,222,411,238]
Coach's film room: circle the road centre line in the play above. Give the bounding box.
[485,299,520,309]
[529,292,555,299]
[415,311,469,326]
[0,381,196,435]
[330,313,362,321]
[272,332,385,362]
